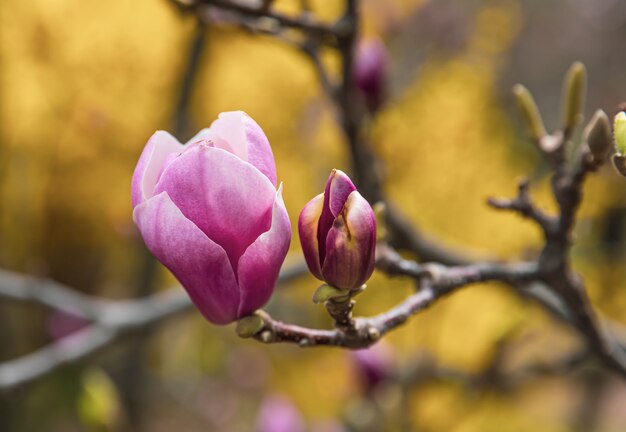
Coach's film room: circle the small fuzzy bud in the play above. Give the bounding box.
[561,62,587,132]
[612,154,626,177]
[236,312,265,338]
[614,111,626,155]
[513,84,546,141]
[584,110,612,163]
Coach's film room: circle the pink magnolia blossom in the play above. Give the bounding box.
[132,111,291,324]
[298,170,376,290]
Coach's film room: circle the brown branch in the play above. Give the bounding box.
[487,127,626,377]
[300,40,338,100]
[398,347,591,392]
[539,149,626,377]
[488,178,557,238]
[251,258,538,349]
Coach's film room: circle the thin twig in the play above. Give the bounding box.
[487,178,557,238]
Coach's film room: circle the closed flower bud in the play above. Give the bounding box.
[584,110,612,164]
[352,341,395,392]
[131,111,291,325]
[561,62,587,132]
[513,84,546,141]
[353,37,388,111]
[614,111,626,155]
[298,170,376,290]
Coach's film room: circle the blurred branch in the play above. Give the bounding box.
[488,95,626,377]
[178,0,338,39]
[0,263,307,392]
[172,23,209,139]
[487,178,557,239]
[398,346,591,393]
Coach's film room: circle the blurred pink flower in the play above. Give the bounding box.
[47,310,88,340]
[352,341,395,392]
[256,394,305,432]
[353,37,388,111]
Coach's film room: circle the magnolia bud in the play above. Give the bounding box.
[613,112,626,177]
[513,84,546,141]
[584,110,612,164]
[613,154,626,177]
[352,341,395,392]
[353,38,388,112]
[614,111,626,155]
[561,62,587,132]
[298,170,376,290]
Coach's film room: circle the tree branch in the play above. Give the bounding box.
[249,258,538,348]
[488,125,626,377]
[0,263,307,392]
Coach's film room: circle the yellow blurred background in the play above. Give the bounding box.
[2,0,626,431]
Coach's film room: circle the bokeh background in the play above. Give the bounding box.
[2,0,626,430]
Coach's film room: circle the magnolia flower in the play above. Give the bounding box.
[298,170,376,290]
[132,111,291,324]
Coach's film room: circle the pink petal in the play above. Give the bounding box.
[317,170,357,265]
[131,131,184,208]
[240,113,277,187]
[153,145,275,272]
[321,191,376,290]
[297,193,324,280]
[188,111,277,186]
[133,192,240,324]
[237,185,291,317]
[326,169,357,217]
